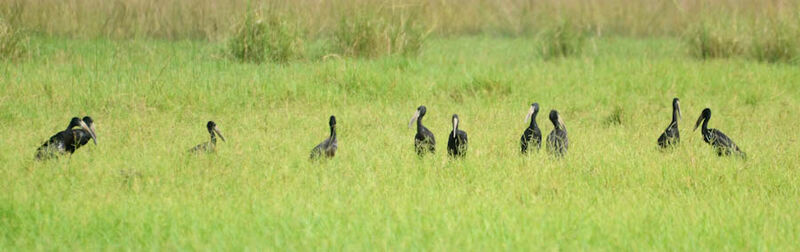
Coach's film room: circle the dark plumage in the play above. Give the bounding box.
[447,114,468,157]
[521,103,542,154]
[658,98,682,148]
[310,115,338,159]
[409,106,435,156]
[546,110,568,157]
[74,116,97,151]
[694,108,746,158]
[35,117,97,160]
[190,121,226,153]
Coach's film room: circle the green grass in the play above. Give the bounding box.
[1,36,800,250]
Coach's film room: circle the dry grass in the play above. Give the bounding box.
[0,17,26,60]
[1,0,797,40]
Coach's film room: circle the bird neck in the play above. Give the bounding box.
[671,108,679,125]
[701,116,709,132]
[529,113,538,129]
[329,126,336,140]
[416,116,424,131]
[209,130,217,144]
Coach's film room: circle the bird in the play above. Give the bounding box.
[190,121,226,153]
[447,114,468,157]
[546,110,568,157]
[694,108,746,158]
[310,115,338,159]
[658,98,682,148]
[521,103,542,153]
[409,105,435,156]
[35,117,97,160]
[74,116,97,151]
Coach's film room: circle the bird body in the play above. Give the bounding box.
[35,117,97,160]
[410,106,435,156]
[190,121,225,153]
[521,103,542,153]
[447,114,468,157]
[311,115,338,159]
[694,108,745,158]
[658,98,681,148]
[546,110,568,157]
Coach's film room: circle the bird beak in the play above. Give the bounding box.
[524,106,535,123]
[452,117,458,137]
[408,110,420,129]
[693,114,703,132]
[558,116,565,130]
[214,126,226,142]
[677,102,682,120]
[79,120,97,145]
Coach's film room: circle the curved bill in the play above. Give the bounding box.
[677,102,682,120]
[408,110,420,129]
[78,121,97,145]
[214,126,226,142]
[524,105,535,123]
[693,114,703,131]
[452,117,458,137]
[558,116,566,130]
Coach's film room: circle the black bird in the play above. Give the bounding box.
[694,108,746,158]
[447,114,468,157]
[35,117,97,160]
[190,121,226,153]
[409,106,435,156]
[546,110,568,156]
[75,116,97,151]
[521,103,542,153]
[658,98,682,148]
[310,115,338,159]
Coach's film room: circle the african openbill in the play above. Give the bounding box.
[190,121,226,153]
[521,103,542,153]
[75,116,97,151]
[546,110,568,156]
[409,106,435,156]
[694,108,746,158]
[447,114,468,157]
[310,115,338,159]
[658,98,682,148]
[35,117,97,160]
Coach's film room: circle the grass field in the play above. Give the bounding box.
[2,35,800,250]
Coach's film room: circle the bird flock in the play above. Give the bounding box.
[34,98,746,161]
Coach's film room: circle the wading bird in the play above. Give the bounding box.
[35,117,97,160]
[521,103,542,153]
[75,116,97,151]
[447,114,468,157]
[546,110,568,157]
[694,108,746,158]
[409,106,435,156]
[658,98,682,148]
[310,115,338,159]
[190,121,226,153]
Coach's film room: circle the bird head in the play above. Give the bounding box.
[693,108,711,131]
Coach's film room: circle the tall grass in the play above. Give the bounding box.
[227,12,303,63]
[0,0,797,40]
[333,10,426,58]
[538,20,586,59]
[0,17,27,60]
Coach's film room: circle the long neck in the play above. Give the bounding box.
[209,130,217,144]
[417,114,425,132]
[671,106,679,125]
[330,125,336,140]
[529,111,538,129]
[701,115,709,132]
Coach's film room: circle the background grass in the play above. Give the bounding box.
[1,35,800,250]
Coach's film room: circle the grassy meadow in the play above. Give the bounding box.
[2,0,800,250]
